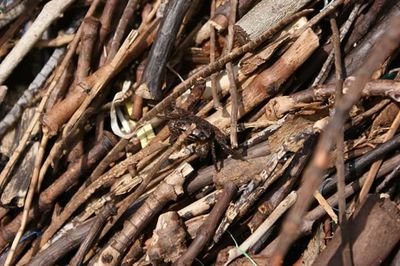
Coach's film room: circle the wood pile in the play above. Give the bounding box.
[0,0,399,265]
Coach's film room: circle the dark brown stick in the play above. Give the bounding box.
[27,219,94,266]
[41,17,100,136]
[176,182,238,266]
[69,203,116,266]
[136,0,193,100]
[331,16,353,266]
[210,0,223,109]
[97,0,119,56]
[67,16,100,163]
[107,0,140,61]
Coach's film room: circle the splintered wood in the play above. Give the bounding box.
[0,0,399,265]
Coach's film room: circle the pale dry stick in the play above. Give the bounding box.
[177,183,238,266]
[95,132,195,241]
[313,191,338,224]
[213,150,288,245]
[226,0,239,148]
[358,111,400,204]
[210,0,223,109]
[0,86,7,104]
[4,135,48,266]
[0,0,77,85]
[0,0,102,189]
[35,34,74,48]
[224,191,297,266]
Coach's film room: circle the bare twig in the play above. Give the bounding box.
[331,15,353,266]
[136,0,193,100]
[90,9,313,178]
[0,0,102,192]
[4,134,48,266]
[226,0,239,148]
[176,182,238,266]
[272,15,400,265]
[0,0,77,84]
[224,191,297,266]
[210,0,223,109]
[69,203,116,266]
[38,140,166,247]
[97,162,194,265]
[0,134,116,250]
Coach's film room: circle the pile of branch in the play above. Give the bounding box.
[0,0,399,265]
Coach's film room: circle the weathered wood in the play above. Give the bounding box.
[236,0,312,39]
[136,0,193,100]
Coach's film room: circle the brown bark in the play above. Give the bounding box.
[97,163,193,265]
[265,80,400,120]
[272,14,400,264]
[41,17,100,136]
[136,0,193,100]
[147,211,188,264]
[27,219,94,266]
[69,203,116,266]
[67,17,100,163]
[97,0,119,56]
[0,133,116,249]
[326,1,400,83]
[208,27,319,128]
[107,0,140,61]
[312,196,400,266]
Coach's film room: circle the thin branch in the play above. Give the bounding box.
[272,14,400,265]
[4,134,48,266]
[226,0,239,148]
[0,0,102,191]
[331,15,353,266]
[177,182,238,266]
[210,0,223,109]
[0,0,77,84]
